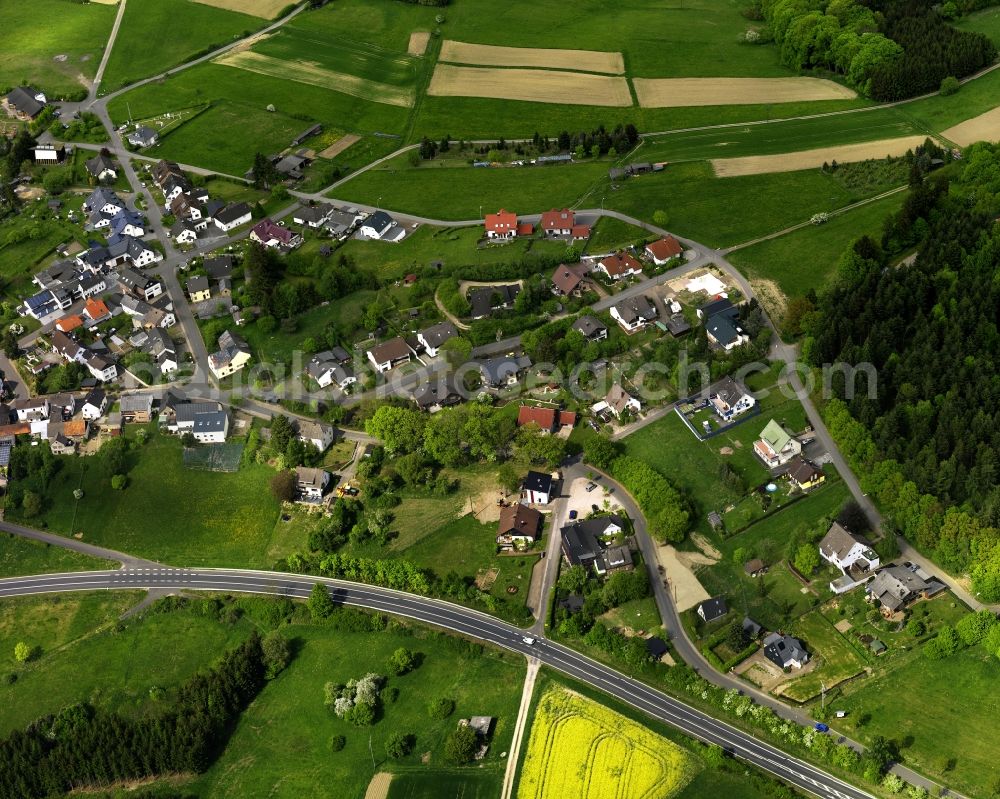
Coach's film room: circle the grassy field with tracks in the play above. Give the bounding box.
[0,0,115,97]
[100,0,264,91]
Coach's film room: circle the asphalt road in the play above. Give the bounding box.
[0,567,874,799]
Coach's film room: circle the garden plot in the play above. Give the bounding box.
[439,40,624,74]
[711,135,930,177]
[407,31,431,56]
[190,0,289,18]
[517,686,695,799]
[633,77,856,108]
[428,65,632,107]
[214,50,415,107]
[942,105,1000,146]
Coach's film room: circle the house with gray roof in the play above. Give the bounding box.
[763,632,809,669]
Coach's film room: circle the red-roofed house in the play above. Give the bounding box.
[551,263,590,296]
[83,298,111,324]
[645,236,683,265]
[56,315,84,333]
[250,218,302,249]
[597,251,643,281]
[541,208,576,236]
[517,222,534,237]
[571,224,591,241]
[485,209,518,240]
[517,405,577,433]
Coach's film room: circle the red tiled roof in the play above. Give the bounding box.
[485,208,517,234]
[517,222,534,236]
[646,236,683,261]
[62,420,87,437]
[0,423,30,437]
[571,225,591,240]
[84,298,109,319]
[56,315,83,332]
[541,208,575,231]
[558,410,577,427]
[517,405,557,430]
[600,251,643,278]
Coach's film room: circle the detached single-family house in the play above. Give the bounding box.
[417,321,458,357]
[83,351,118,383]
[866,566,946,617]
[820,522,880,589]
[560,515,632,577]
[127,126,159,148]
[522,470,554,505]
[610,294,657,333]
[484,208,519,240]
[120,393,154,423]
[81,389,108,420]
[85,153,118,181]
[709,376,755,421]
[551,263,590,296]
[295,467,330,502]
[477,355,533,388]
[593,383,641,419]
[705,314,750,351]
[367,337,412,373]
[83,188,124,216]
[118,267,163,300]
[697,297,736,320]
[296,419,335,452]
[14,398,49,423]
[360,210,404,242]
[250,218,302,250]
[787,456,825,490]
[468,284,520,320]
[540,208,588,238]
[187,275,211,303]
[170,401,229,443]
[208,330,252,379]
[412,377,462,412]
[597,251,643,281]
[496,503,544,548]
[172,220,197,245]
[516,405,576,433]
[84,298,112,325]
[763,633,809,669]
[571,315,607,341]
[697,597,728,623]
[293,204,333,228]
[307,351,357,390]
[645,236,683,265]
[753,419,801,468]
[214,203,252,232]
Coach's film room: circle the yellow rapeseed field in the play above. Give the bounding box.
[517,686,695,799]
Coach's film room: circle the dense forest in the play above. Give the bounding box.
[755,0,996,99]
[0,631,286,798]
[802,142,1000,597]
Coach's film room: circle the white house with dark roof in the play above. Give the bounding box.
[571,315,607,341]
[697,597,728,623]
[417,321,458,357]
[214,203,252,232]
[522,470,553,505]
[81,389,108,420]
[127,126,159,149]
[763,633,809,669]
[610,295,656,333]
[360,210,404,241]
[367,337,412,373]
[709,376,755,421]
[820,522,880,593]
[85,153,118,181]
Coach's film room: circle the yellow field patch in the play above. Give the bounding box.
[190,0,290,18]
[711,135,931,177]
[517,686,695,799]
[318,133,361,159]
[942,105,1000,146]
[428,64,631,107]
[214,50,414,108]
[633,77,856,107]
[408,31,431,56]
[439,40,624,74]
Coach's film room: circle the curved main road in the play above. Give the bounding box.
[0,567,871,799]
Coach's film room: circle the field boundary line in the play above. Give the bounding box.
[501,656,540,799]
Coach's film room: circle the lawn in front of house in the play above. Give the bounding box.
[778,609,868,702]
[9,429,282,567]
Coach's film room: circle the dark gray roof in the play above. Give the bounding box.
[699,297,737,319]
[572,315,607,339]
[713,376,749,408]
[6,87,44,117]
[204,255,235,279]
[192,410,227,433]
[215,203,251,224]
[763,633,808,668]
[469,284,520,318]
[175,401,224,423]
[523,470,553,494]
[419,321,458,350]
[613,295,657,325]
[85,153,116,176]
[478,355,532,385]
[698,596,728,622]
[705,314,743,347]
[365,210,395,235]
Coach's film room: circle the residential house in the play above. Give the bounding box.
[468,284,520,320]
[160,175,191,205]
[108,209,145,240]
[306,351,356,390]
[107,236,159,269]
[477,355,533,388]
[204,255,235,281]
[5,86,46,119]
[787,456,825,490]
[172,220,197,244]
[763,633,809,669]
[187,275,211,303]
[118,268,163,300]
[820,522,880,591]
[56,315,84,334]
[610,294,656,332]
[753,419,801,468]
[293,204,333,228]
[85,153,118,181]
[697,297,736,320]
[296,419,335,452]
[172,401,229,443]
[597,252,643,281]
[367,337,412,373]
[23,290,60,321]
[51,330,84,363]
[83,188,124,216]
[540,208,588,238]
[142,328,177,375]
[14,398,49,423]
[127,126,159,148]
[151,159,184,187]
[484,208,519,240]
[516,405,576,433]
[709,376,755,421]
[323,208,363,240]
[208,330,252,379]
[697,597,728,623]
[866,566,946,617]
[50,434,76,455]
[497,503,544,549]
[560,515,632,577]
[250,218,302,249]
[412,377,462,412]
[594,383,641,419]
[213,203,252,232]
[84,298,112,326]
[81,389,108,420]
[120,393,154,423]
[295,467,330,502]
[705,314,749,351]
[644,236,683,265]
[571,315,607,341]
[83,350,118,383]
[522,470,554,505]
[417,321,457,357]
[551,263,590,296]
[360,210,404,241]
